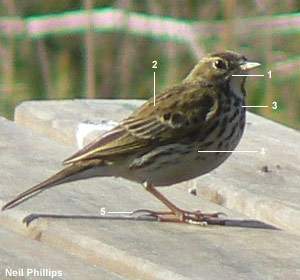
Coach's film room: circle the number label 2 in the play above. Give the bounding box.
[152,60,157,69]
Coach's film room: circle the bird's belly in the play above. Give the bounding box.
[125,109,245,187]
[141,147,232,186]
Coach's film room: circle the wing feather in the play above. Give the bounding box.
[64,82,219,164]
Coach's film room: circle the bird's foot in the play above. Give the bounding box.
[132,209,226,226]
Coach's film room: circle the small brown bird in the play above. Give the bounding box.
[2,51,260,224]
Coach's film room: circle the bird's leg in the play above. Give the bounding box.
[132,182,225,225]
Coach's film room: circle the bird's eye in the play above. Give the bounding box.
[213,59,227,70]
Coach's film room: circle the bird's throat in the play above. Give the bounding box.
[229,76,246,98]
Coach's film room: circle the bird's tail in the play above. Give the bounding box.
[1,160,101,211]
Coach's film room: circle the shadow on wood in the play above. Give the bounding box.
[23,213,280,231]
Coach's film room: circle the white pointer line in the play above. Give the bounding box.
[153,72,156,106]
[198,151,259,153]
[107,211,133,214]
[232,74,264,76]
[242,105,268,108]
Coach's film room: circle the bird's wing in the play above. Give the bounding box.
[64,83,219,164]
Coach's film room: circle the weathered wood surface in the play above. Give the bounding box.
[1,100,299,280]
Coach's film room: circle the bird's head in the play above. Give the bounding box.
[184,50,260,85]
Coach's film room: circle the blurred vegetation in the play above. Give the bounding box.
[0,0,300,131]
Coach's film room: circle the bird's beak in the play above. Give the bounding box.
[239,62,261,71]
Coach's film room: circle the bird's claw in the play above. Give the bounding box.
[130,209,162,220]
[131,208,226,225]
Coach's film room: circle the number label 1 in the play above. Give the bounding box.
[152,60,157,69]
[268,70,271,79]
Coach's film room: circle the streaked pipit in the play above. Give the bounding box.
[2,50,260,225]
